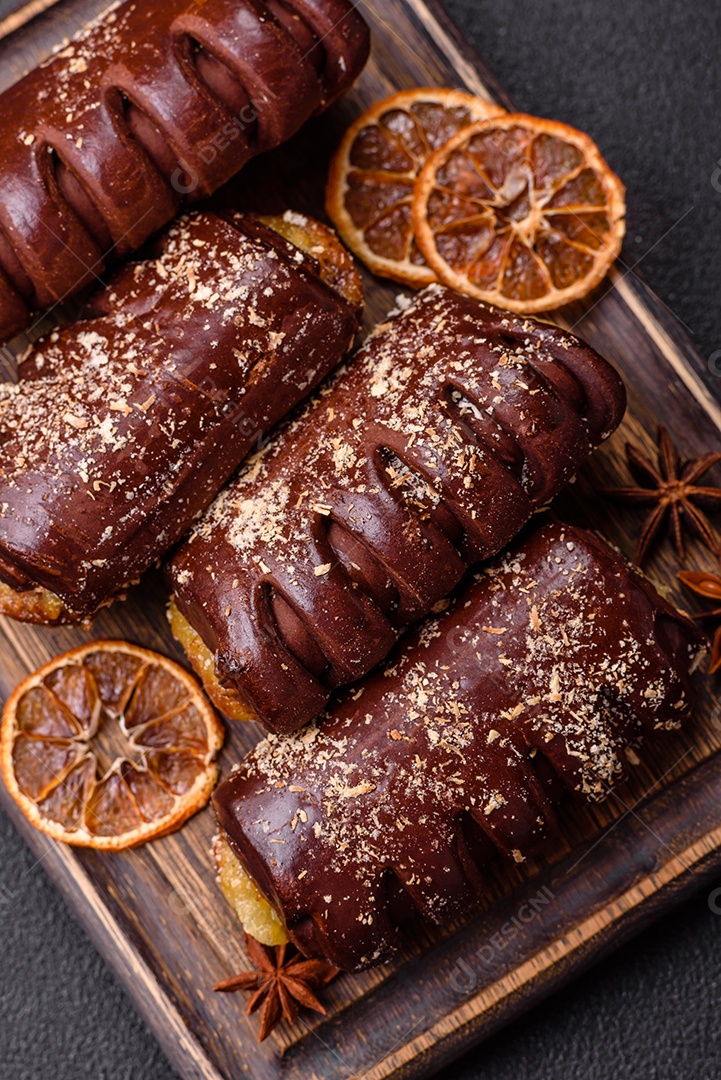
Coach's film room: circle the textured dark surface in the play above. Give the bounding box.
[1,0,721,1077]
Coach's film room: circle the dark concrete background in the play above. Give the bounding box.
[2,0,721,1077]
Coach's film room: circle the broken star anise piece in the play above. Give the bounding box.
[214,932,339,1042]
[678,569,721,674]
[604,426,721,565]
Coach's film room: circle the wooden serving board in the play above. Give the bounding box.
[1,2,721,1078]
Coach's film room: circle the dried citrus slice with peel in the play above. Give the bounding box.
[326,88,505,287]
[412,113,626,312]
[1,641,223,849]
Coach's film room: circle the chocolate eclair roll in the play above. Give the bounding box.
[0,210,362,625]
[213,521,704,971]
[170,285,627,732]
[0,0,369,343]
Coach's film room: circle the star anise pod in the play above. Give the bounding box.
[214,933,339,1042]
[678,568,721,674]
[604,426,721,565]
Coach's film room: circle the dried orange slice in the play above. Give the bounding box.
[0,641,223,849]
[326,88,505,287]
[412,113,626,313]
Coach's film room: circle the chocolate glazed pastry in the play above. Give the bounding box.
[0,0,369,343]
[169,285,627,732]
[0,210,362,624]
[213,520,705,972]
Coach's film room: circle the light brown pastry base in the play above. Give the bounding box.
[0,579,68,624]
[214,833,288,946]
[258,212,364,308]
[167,599,257,722]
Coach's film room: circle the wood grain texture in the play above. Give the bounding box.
[0,0,64,41]
[0,1,720,1077]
